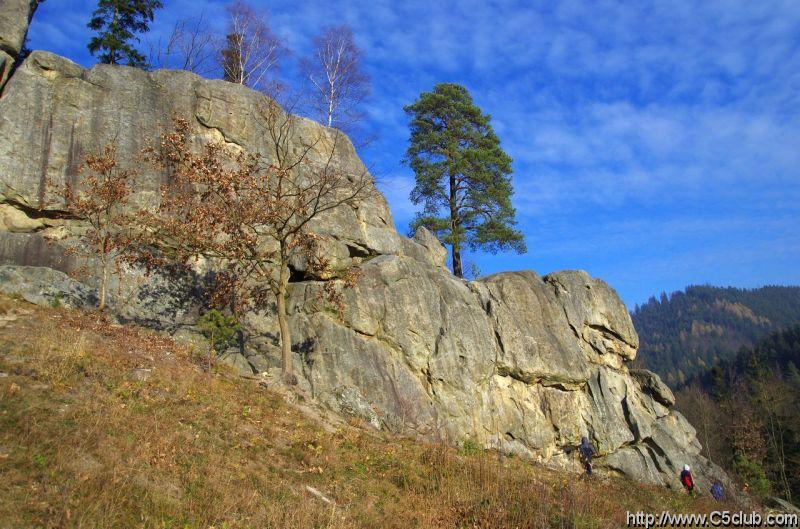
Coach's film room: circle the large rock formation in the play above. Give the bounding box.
[0,12,732,493]
[0,0,34,88]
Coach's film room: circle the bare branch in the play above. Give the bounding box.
[148,14,217,75]
[219,1,284,92]
[301,25,370,131]
[134,110,375,381]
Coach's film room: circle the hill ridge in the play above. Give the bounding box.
[632,284,800,386]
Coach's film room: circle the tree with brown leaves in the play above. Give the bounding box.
[301,25,370,129]
[219,0,283,91]
[138,108,372,381]
[62,144,136,311]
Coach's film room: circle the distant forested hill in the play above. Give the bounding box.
[675,325,800,501]
[693,324,800,391]
[631,285,800,387]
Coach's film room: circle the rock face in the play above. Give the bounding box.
[0,265,97,308]
[0,51,12,90]
[0,0,32,55]
[0,51,438,277]
[0,10,732,493]
[0,0,33,88]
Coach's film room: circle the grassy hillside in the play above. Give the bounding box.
[0,296,725,528]
[631,285,800,386]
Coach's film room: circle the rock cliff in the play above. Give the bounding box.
[0,0,34,89]
[0,14,732,492]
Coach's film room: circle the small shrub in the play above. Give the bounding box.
[33,454,47,468]
[197,309,240,353]
[733,452,770,499]
[50,293,62,309]
[460,438,482,456]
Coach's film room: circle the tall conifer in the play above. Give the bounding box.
[404,83,525,277]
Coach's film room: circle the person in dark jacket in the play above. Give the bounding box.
[680,465,695,493]
[579,436,596,476]
[710,481,724,501]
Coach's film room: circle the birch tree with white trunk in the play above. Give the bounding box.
[301,25,370,130]
[219,0,283,91]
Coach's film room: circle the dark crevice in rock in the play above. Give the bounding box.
[195,116,244,149]
[643,436,668,460]
[552,294,581,341]
[621,394,642,441]
[497,364,536,385]
[493,329,505,355]
[1,198,77,221]
[585,376,595,402]
[544,275,568,296]
[496,364,584,391]
[593,370,606,401]
[629,369,675,408]
[38,112,53,208]
[587,323,635,349]
[288,265,307,283]
[423,364,435,396]
[541,378,585,391]
[472,287,512,376]
[350,326,375,338]
[65,121,82,195]
[583,335,605,356]
[345,243,374,258]
[643,440,667,474]
[0,43,17,57]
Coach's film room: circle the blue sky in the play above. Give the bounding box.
[26,0,800,306]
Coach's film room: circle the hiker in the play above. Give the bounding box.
[710,481,724,501]
[680,464,695,494]
[579,436,596,476]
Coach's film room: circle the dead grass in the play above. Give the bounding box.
[0,296,727,528]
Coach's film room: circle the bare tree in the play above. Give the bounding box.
[219,1,283,91]
[61,144,136,311]
[137,107,373,382]
[301,25,370,129]
[754,375,793,501]
[675,385,728,464]
[149,14,217,74]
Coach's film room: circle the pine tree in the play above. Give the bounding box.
[403,83,525,277]
[220,32,244,83]
[87,0,163,68]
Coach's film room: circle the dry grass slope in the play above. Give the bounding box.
[0,296,726,528]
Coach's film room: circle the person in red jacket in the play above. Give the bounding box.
[680,464,695,493]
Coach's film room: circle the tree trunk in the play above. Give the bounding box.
[449,169,462,277]
[277,264,294,382]
[208,328,215,374]
[764,393,792,502]
[452,247,463,278]
[110,7,119,65]
[99,253,109,311]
